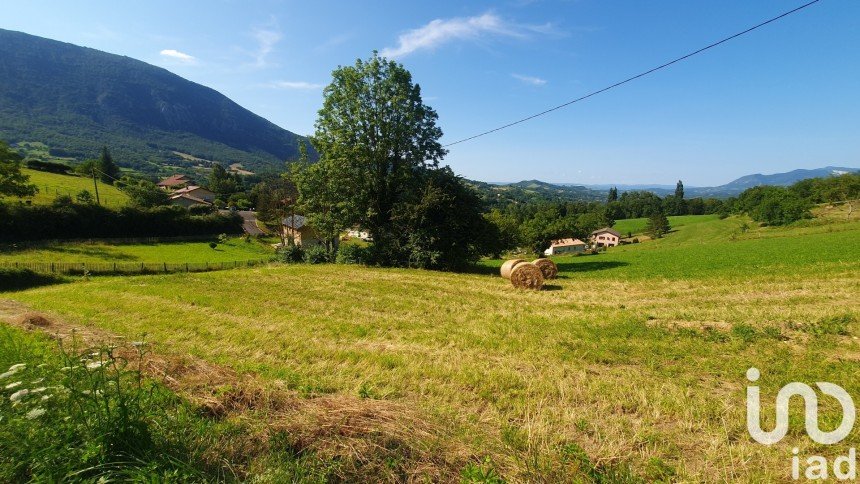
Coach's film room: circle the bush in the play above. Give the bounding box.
[208,242,217,249]
[279,244,304,263]
[335,244,370,265]
[303,245,331,264]
[188,204,215,215]
[25,159,71,174]
[0,203,243,242]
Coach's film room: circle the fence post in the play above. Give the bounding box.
[51,262,54,273]
[113,262,117,272]
[186,263,189,272]
[164,262,167,273]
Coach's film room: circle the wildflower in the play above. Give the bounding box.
[31,387,47,394]
[31,378,44,384]
[10,389,30,402]
[0,364,25,380]
[5,381,22,390]
[41,394,52,402]
[131,341,146,347]
[37,364,48,369]
[25,408,46,419]
[86,361,104,370]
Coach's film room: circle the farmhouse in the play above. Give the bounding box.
[170,185,216,203]
[282,215,323,247]
[544,238,586,256]
[168,193,212,208]
[590,227,621,247]
[157,174,190,190]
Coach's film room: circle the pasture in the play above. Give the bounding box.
[2,168,129,207]
[1,214,858,481]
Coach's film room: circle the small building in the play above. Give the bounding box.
[157,174,190,190]
[590,227,621,247]
[170,185,216,203]
[282,215,324,247]
[169,193,212,208]
[544,238,587,256]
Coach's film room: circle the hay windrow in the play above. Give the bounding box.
[532,258,558,279]
[500,259,526,279]
[510,263,545,290]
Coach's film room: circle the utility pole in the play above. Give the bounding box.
[91,166,101,205]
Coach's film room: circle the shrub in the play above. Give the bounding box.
[335,244,370,265]
[208,242,217,249]
[279,244,304,263]
[188,204,215,215]
[303,245,331,264]
[217,233,229,244]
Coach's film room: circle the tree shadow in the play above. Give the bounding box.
[556,260,630,273]
[461,264,500,276]
[0,270,68,292]
[542,284,563,291]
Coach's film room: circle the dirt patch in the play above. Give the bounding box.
[0,299,467,481]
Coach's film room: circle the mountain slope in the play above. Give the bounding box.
[0,28,309,173]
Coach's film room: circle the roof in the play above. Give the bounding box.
[157,174,189,187]
[282,215,307,229]
[590,227,621,237]
[172,185,214,196]
[550,238,586,248]
[169,193,212,205]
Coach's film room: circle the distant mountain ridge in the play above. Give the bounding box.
[0,28,310,173]
[480,166,858,203]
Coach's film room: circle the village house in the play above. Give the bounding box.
[168,193,212,208]
[590,227,621,247]
[544,238,587,256]
[282,215,324,247]
[169,185,216,203]
[346,227,372,241]
[156,174,190,190]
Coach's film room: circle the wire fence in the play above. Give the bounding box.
[1,258,276,276]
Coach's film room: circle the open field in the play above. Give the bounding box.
[2,214,859,481]
[612,214,720,237]
[0,238,275,265]
[1,168,129,207]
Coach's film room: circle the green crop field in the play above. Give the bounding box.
[611,213,720,238]
[0,238,275,265]
[1,168,129,207]
[1,212,858,481]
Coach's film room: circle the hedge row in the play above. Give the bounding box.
[0,202,243,242]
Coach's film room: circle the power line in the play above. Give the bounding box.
[443,0,821,148]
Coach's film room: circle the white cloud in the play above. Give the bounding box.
[267,81,324,90]
[381,13,550,58]
[159,49,195,63]
[511,73,547,86]
[251,27,281,67]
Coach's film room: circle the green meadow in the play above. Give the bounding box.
[1,212,858,481]
[0,238,275,265]
[2,168,129,207]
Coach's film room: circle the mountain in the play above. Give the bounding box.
[705,166,858,194]
[467,179,605,206]
[0,29,309,174]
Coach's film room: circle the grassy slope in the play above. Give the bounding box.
[612,214,719,237]
[0,238,275,264]
[2,168,129,207]
[3,214,860,481]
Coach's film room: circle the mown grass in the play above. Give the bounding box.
[2,214,859,481]
[1,169,129,207]
[0,238,275,265]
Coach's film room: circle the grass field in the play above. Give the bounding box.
[0,238,275,265]
[1,213,859,481]
[1,168,129,207]
[611,214,720,237]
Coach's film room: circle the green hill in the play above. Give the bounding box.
[0,29,311,174]
[1,168,128,207]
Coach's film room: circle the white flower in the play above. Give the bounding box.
[30,378,44,384]
[5,381,22,390]
[25,408,46,419]
[10,389,29,402]
[131,341,146,347]
[41,394,52,402]
[86,361,104,370]
[31,387,47,394]
[8,364,25,372]
[37,364,48,369]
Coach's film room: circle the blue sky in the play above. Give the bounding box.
[2,0,858,185]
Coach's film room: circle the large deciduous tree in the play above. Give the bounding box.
[310,52,446,262]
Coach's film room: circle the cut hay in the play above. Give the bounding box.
[500,259,526,279]
[532,258,558,279]
[510,263,545,290]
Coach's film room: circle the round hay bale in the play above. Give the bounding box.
[510,263,545,290]
[500,259,526,279]
[532,258,558,280]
